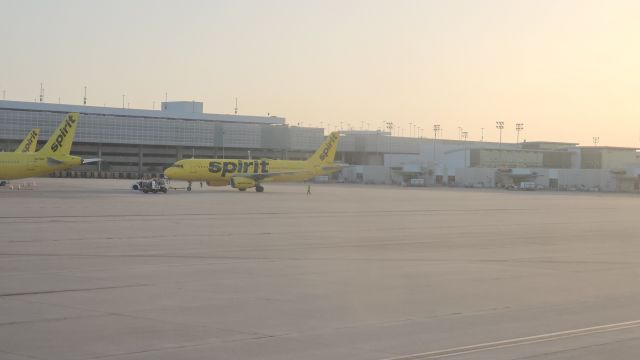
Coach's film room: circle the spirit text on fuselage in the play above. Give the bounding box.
[209,160,269,177]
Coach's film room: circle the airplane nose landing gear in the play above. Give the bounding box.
[187,181,192,192]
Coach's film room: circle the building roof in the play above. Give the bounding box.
[444,147,575,155]
[341,130,392,136]
[522,141,579,146]
[0,100,285,125]
[578,146,639,151]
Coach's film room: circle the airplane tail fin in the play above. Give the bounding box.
[307,132,341,165]
[38,113,80,156]
[16,128,40,153]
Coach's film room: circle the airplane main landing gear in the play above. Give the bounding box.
[256,184,264,193]
[187,181,192,192]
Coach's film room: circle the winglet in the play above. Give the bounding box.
[307,132,341,165]
[38,113,80,156]
[16,128,40,153]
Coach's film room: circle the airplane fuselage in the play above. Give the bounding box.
[165,158,323,184]
[0,153,82,180]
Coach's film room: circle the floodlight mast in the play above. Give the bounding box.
[496,121,505,147]
[516,123,524,143]
[433,124,440,161]
[462,131,468,167]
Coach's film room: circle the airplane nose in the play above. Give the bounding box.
[164,167,175,178]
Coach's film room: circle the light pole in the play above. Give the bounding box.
[385,121,394,153]
[221,128,225,159]
[433,124,440,162]
[462,131,468,167]
[496,121,504,147]
[481,127,484,141]
[592,137,600,168]
[516,123,524,143]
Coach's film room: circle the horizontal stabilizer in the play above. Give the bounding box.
[82,158,102,164]
[322,164,350,171]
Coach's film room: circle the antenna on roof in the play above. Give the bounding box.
[234,97,238,115]
[83,86,87,105]
[39,83,44,103]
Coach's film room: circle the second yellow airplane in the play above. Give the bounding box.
[0,113,99,181]
[164,132,343,192]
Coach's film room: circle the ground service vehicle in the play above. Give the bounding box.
[140,179,168,194]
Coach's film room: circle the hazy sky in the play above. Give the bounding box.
[1,0,639,146]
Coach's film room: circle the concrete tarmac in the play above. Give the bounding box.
[1,178,640,359]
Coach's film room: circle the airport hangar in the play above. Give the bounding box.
[1,99,640,192]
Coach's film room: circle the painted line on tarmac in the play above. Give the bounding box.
[382,319,640,359]
[0,284,147,297]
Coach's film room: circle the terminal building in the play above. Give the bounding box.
[1,99,640,192]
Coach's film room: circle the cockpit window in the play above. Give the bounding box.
[171,164,184,168]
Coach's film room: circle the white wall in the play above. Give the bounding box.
[362,166,392,184]
[557,169,616,191]
[419,140,517,166]
[455,168,496,187]
[339,165,392,184]
[384,154,422,167]
[442,150,469,177]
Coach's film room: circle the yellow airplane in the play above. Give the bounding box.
[0,113,98,181]
[15,128,40,153]
[0,129,41,185]
[164,131,344,192]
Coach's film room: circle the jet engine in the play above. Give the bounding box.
[206,179,229,187]
[230,177,256,190]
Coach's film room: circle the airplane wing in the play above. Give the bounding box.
[230,170,313,181]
